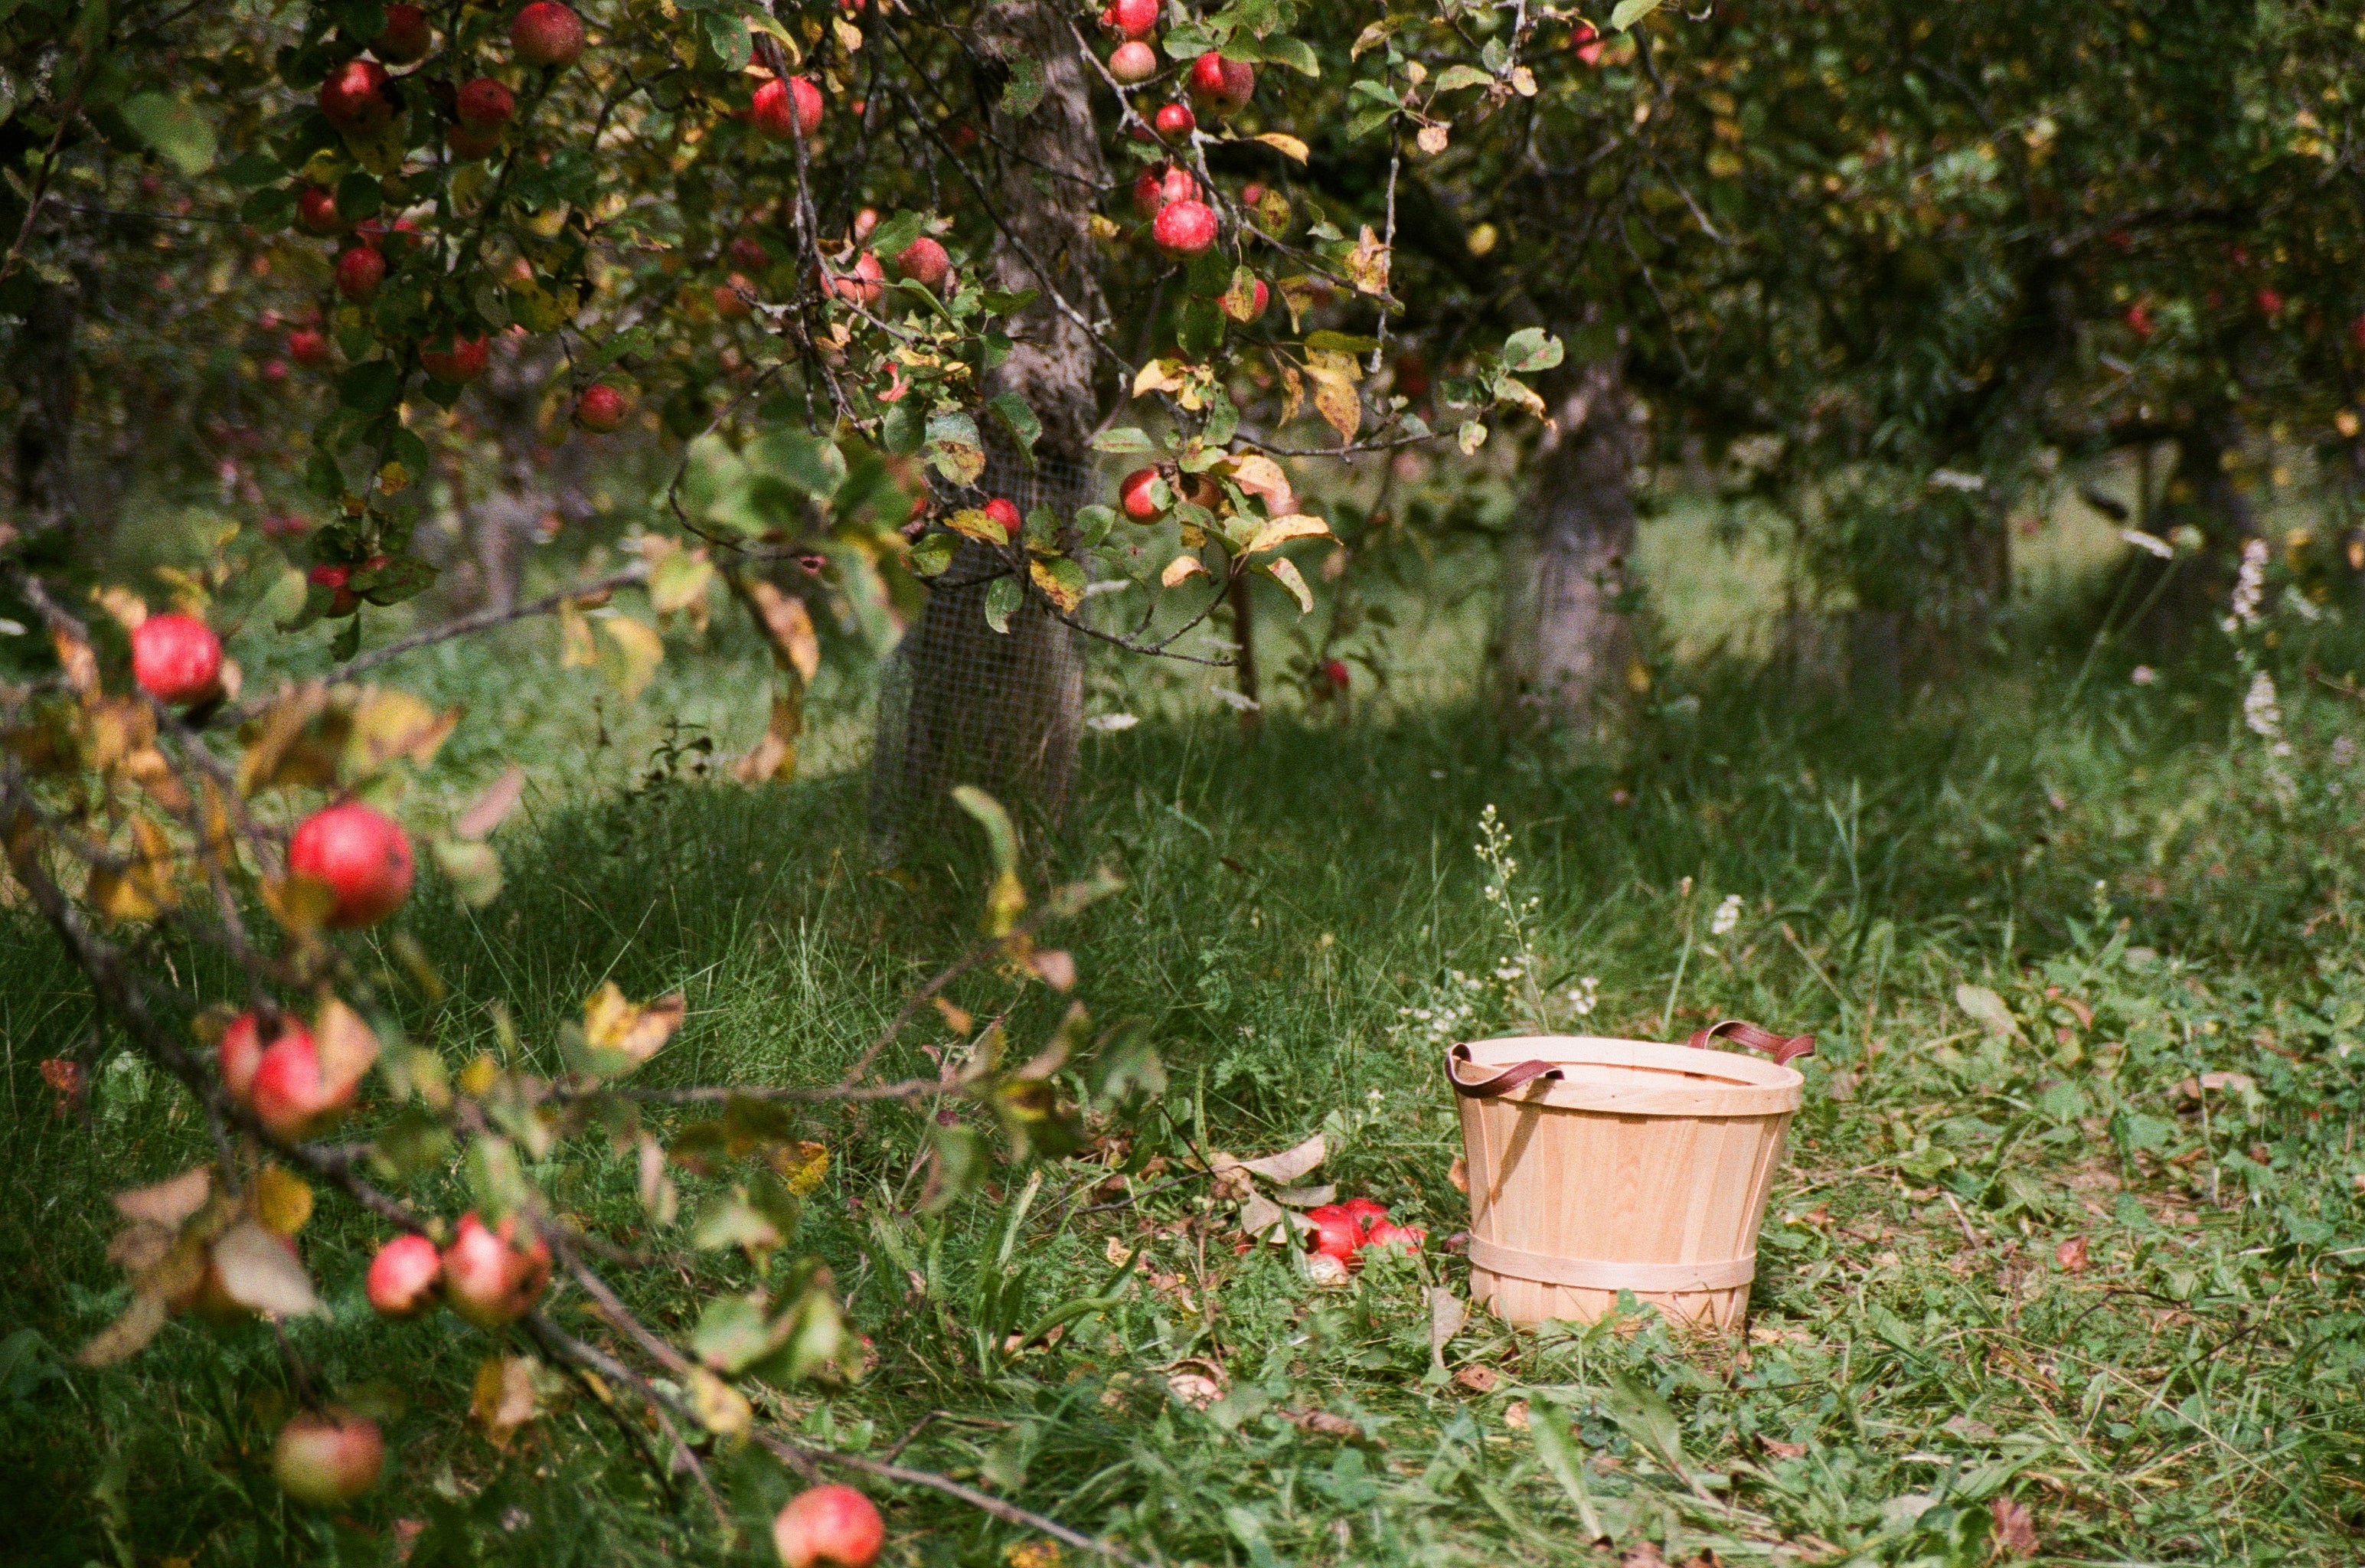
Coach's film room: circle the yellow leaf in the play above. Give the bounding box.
[688,1367,753,1438]
[472,1354,543,1448]
[596,616,665,701]
[1279,364,1305,425]
[1343,225,1391,296]
[1161,554,1210,588]
[733,690,803,784]
[94,588,150,632]
[832,15,862,51]
[649,547,717,618]
[234,682,333,796]
[1264,557,1314,613]
[1246,514,1333,554]
[260,873,338,934]
[1227,453,1294,513]
[1311,375,1362,445]
[770,1140,830,1197]
[113,1166,213,1227]
[1416,122,1450,155]
[255,1166,314,1236]
[582,982,687,1071]
[1253,132,1310,163]
[344,688,459,778]
[733,576,821,684]
[76,1292,170,1367]
[557,598,597,669]
[1133,358,1188,398]
[314,998,381,1102]
[946,507,1011,546]
[1030,560,1083,613]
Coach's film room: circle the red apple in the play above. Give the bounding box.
[575,384,631,432]
[367,1233,443,1318]
[318,59,395,132]
[1243,276,1270,320]
[289,800,416,926]
[891,236,949,289]
[264,358,292,383]
[946,122,979,153]
[2125,302,2154,340]
[752,75,825,139]
[440,1211,553,1329]
[1152,198,1217,257]
[982,497,1024,540]
[1394,351,1430,399]
[773,1484,885,1568]
[1187,52,1253,119]
[511,2,586,69]
[1109,40,1159,83]
[250,1027,354,1138]
[714,274,756,318]
[354,214,422,253]
[308,564,351,592]
[373,4,433,64]
[1240,181,1266,207]
[273,1410,385,1508]
[2351,314,2365,352]
[1102,0,1160,40]
[1133,164,1197,216]
[1366,1221,1425,1253]
[219,1011,309,1106]
[297,187,345,236]
[1305,1204,1360,1261]
[456,77,514,131]
[820,251,885,307]
[2257,288,2285,317]
[1155,102,1195,141]
[420,332,490,383]
[262,512,312,539]
[1119,466,1166,521]
[1340,1196,1388,1238]
[130,612,224,704]
[448,120,503,158]
[335,245,386,302]
[730,234,770,270]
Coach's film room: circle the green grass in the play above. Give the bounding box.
[5,519,2365,1567]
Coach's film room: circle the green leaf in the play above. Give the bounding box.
[337,361,404,415]
[241,186,296,231]
[1074,503,1120,547]
[748,429,848,500]
[910,531,956,577]
[868,211,925,263]
[982,574,1022,634]
[221,150,283,188]
[1260,35,1320,77]
[1609,0,1664,29]
[1305,330,1380,354]
[691,1293,776,1376]
[691,1194,783,1258]
[703,11,753,72]
[952,785,1018,875]
[1501,328,1564,372]
[1528,1402,1606,1542]
[924,411,985,485]
[1432,64,1494,93]
[1090,426,1158,455]
[1000,55,1047,120]
[334,168,382,224]
[979,288,1039,317]
[119,93,216,175]
[987,393,1041,453]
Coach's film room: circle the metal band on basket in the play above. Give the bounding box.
[1465,1235,1757,1292]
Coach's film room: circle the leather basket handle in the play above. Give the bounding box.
[1688,1018,1817,1069]
[1446,1042,1564,1099]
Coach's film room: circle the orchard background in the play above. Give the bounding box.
[4,1,2365,1564]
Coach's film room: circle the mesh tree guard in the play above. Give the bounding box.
[868,453,1093,862]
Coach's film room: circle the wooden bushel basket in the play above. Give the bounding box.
[1447,1021,1813,1331]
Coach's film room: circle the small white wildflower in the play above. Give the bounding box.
[2334,736,2357,766]
[2244,670,2293,756]
[2223,538,2269,632]
[1710,893,1744,938]
[1494,965,1524,981]
[1566,977,1599,1018]
[2131,665,2156,686]
[2122,528,2175,560]
[2283,586,2324,623]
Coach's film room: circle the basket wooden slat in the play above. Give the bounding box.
[1449,1033,1806,1330]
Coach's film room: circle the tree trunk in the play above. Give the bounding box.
[1494,359,1639,746]
[872,0,1106,851]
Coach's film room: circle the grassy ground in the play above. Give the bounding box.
[5,511,2365,1567]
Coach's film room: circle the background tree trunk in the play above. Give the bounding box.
[2136,397,2254,649]
[874,0,1106,851]
[7,268,83,541]
[1494,359,1640,746]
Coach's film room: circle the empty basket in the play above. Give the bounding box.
[1447,1021,1813,1330]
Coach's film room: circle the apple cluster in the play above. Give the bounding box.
[1306,1197,1425,1270]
